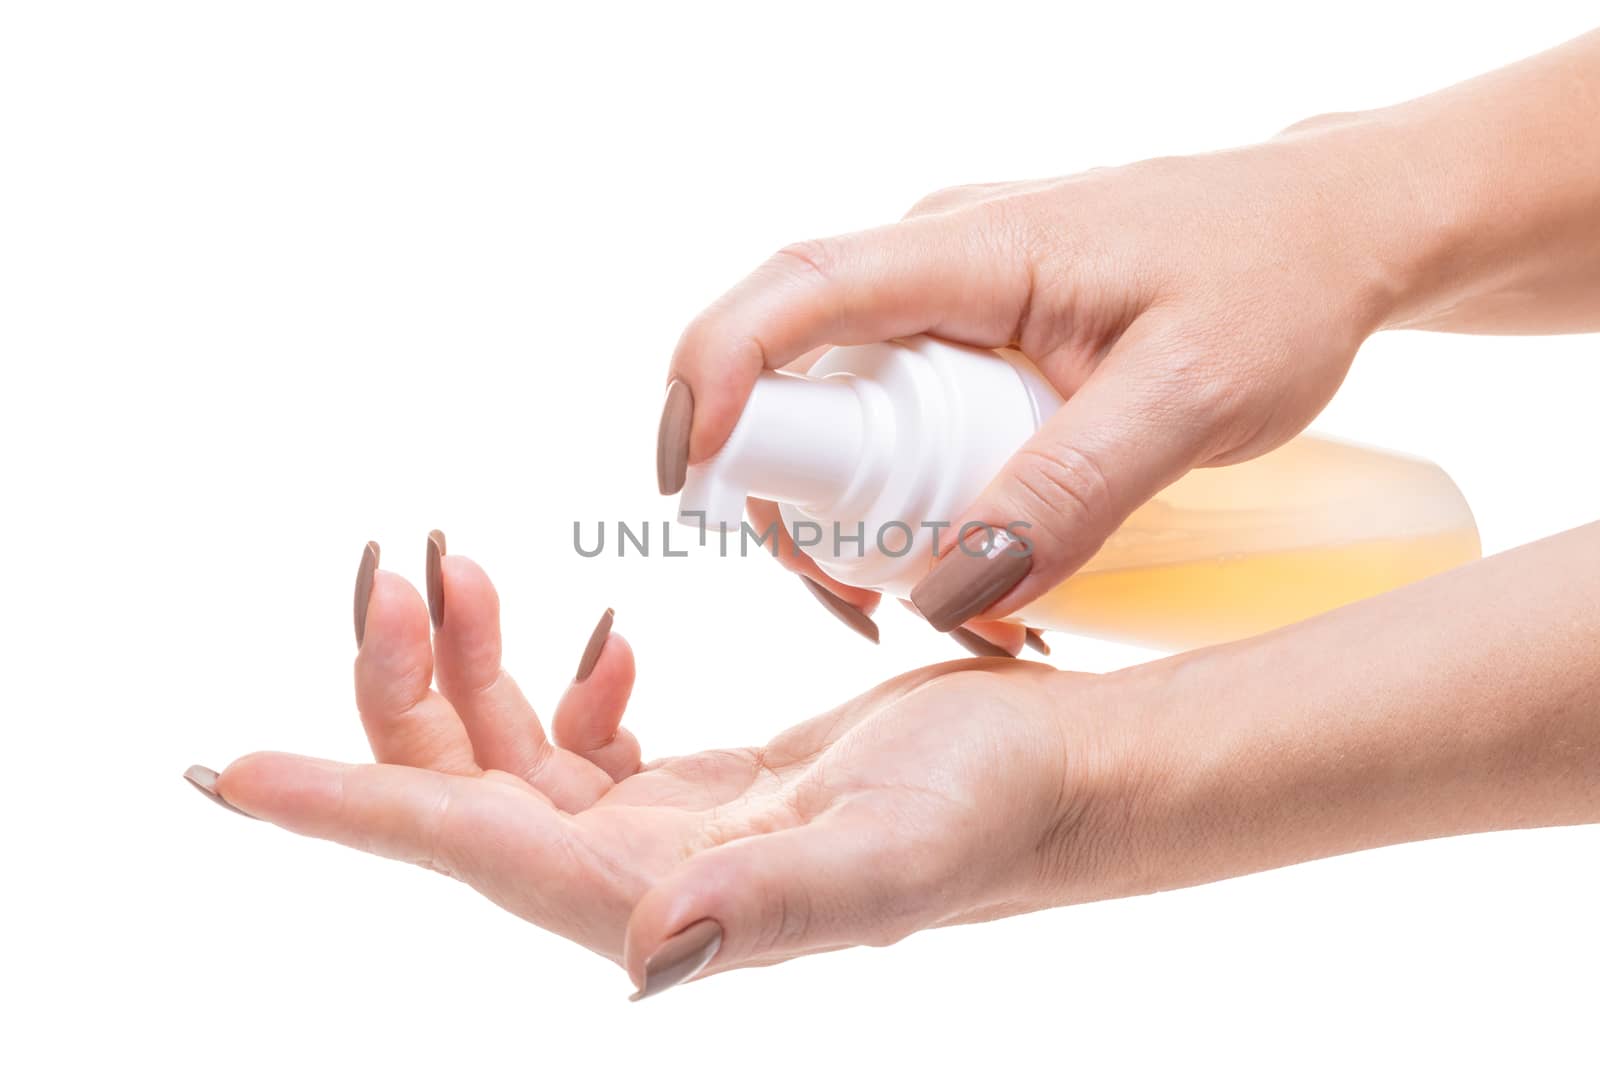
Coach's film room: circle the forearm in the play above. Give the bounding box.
[1083,522,1600,900]
[1288,30,1600,335]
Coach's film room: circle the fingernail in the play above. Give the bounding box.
[656,377,694,495]
[909,527,1032,633]
[354,540,380,648]
[630,918,723,1002]
[575,607,615,683]
[949,626,1016,659]
[426,529,446,630]
[798,575,880,644]
[182,764,259,820]
[1024,628,1051,655]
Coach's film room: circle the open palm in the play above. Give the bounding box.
[198,537,1095,998]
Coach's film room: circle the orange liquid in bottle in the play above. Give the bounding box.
[1010,436,1482,650]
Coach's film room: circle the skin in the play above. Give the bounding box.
[218,554,1089,984]
[666,30,1600,638]
[215,523,1600,993]
[209,33,1600,993]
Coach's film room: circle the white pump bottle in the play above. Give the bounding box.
[676,335,1480,650]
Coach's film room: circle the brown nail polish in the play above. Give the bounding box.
[182,764,259,820]
[575,607,614,683]
[949,626,1016,659]
[909,527,1032,633]
[656,377,694,495]
[1024,628,1051,655]
[630,918,723,1002]
[426,529,446,630]
[353,540,380,648]
[798,575,880,644]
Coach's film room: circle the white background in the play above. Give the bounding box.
[3,1,1597,1063]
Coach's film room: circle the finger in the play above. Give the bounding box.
[216,752,552,862]
[896,597,1023,657]
[426,537,615,810]
[909,311,1213,631]
[552,608,642,782]
[354,555,479,775]
[427,540,540,772]
[623,805,948,999]
[212,753,624,949]
[946,624,1024,658]
[746,497,883,644]
[660,211,1032,489]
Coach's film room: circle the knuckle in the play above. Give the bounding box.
[1156,353,1241,417]
[1153,350,1262,448]
[860,918,919,949]
[520,738,556,785]
[416,781,460,879]
[905,184,974,217]
[363,661,435,725]
[866,886,934,948]
[748,878,811,958]
[1010,442,1115,546]
[862,829,978,948]
[963,195,1036,269]
[771,238,835,284]
[672,308,723,363]
[1279,110,1361,137]
[674,308,769,375]
[1120,325,1267,454]
[961,192,1018,233]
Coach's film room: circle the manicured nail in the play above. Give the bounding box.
[630,918,723,1002]
[909,527,1032,633]
[354,540,380,648]
[656,377,694,495]
[949,626,1016,659]
[182,764,258,819]
[575,607,614,683]
[426,529,446,630]
[798,575,880,644]
[1024,628,1051,655]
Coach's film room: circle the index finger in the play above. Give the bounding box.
[658,210,1030,493]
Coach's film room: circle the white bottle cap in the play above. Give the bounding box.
[678,336,1062,596]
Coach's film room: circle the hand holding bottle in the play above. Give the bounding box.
[658,32,1600,637]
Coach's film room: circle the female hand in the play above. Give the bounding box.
[657,31,1600,638]
[187,524,1600,998]
[659,139,1390,641]
[186,534,1131,998]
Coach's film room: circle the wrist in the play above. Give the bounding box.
[1271,30,1600,337]
[1267,110,1473,335]
[1024,663,1198,907]
[1038,637,1389,906]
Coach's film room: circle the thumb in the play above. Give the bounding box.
[623,811,941,1000]
[909,313,1220,631]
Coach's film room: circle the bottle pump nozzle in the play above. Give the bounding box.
[677,370,880,531]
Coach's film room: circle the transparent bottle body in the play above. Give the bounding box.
[1006,435,1481,650]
